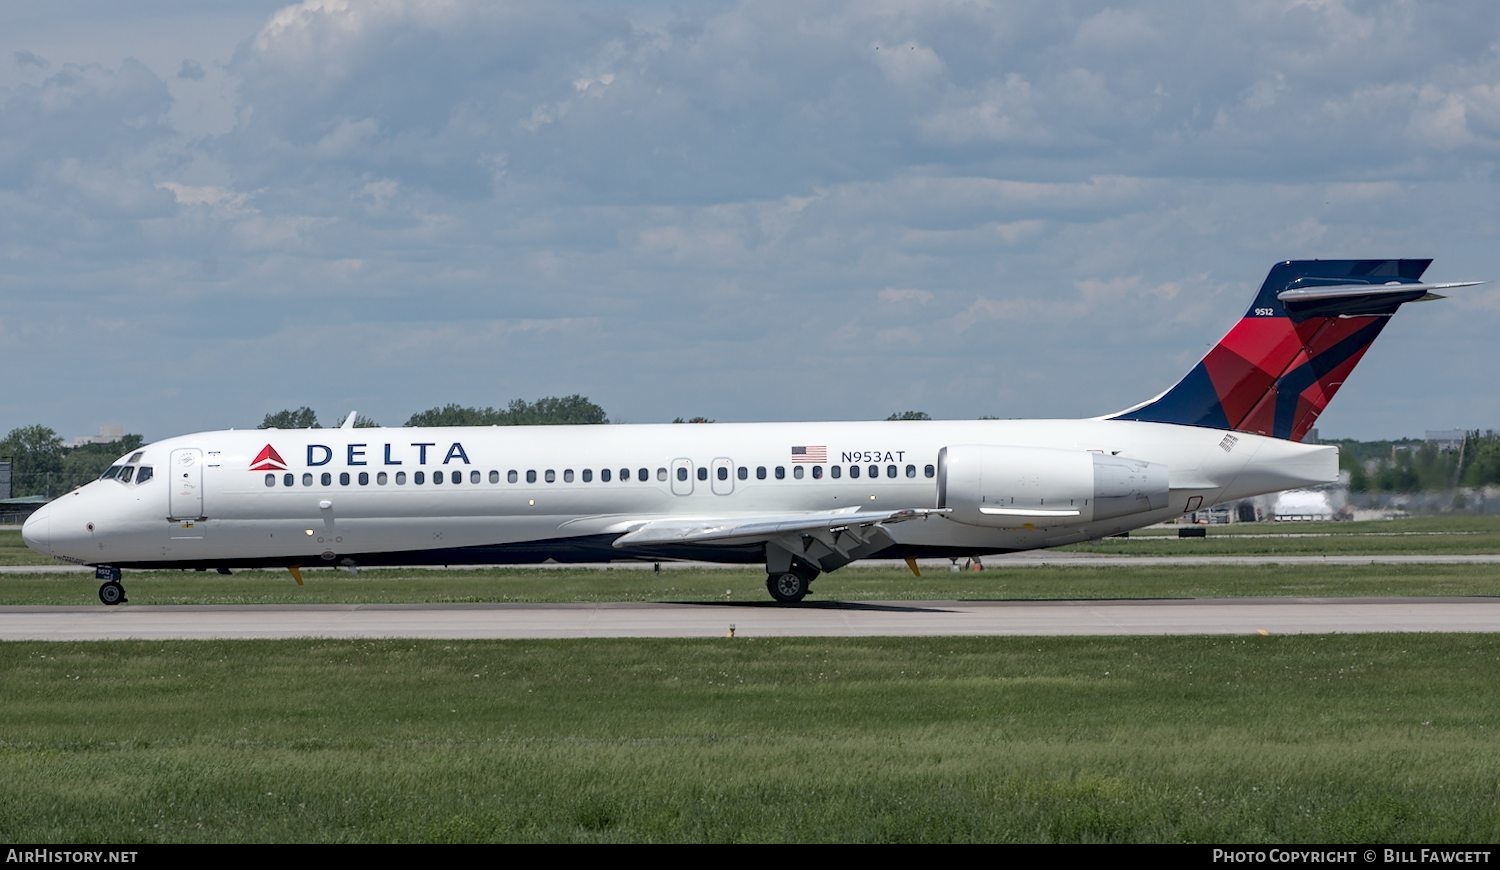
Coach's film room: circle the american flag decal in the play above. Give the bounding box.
[791,445,827,463]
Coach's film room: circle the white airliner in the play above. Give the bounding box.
[22,259,1477,605]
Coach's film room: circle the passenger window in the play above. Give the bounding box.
[303,473,314,486]
[318,472,330,486]
[472,470,481,484]
[677,468,688,481]
[887,465,898,478]
[831,466,842,479]
[637,468,648,482]
[433,472,444,485]
[265,473,275,487]
[812,466,823,479]
[868,465,878,478]
[414,471,426,484]
[697,467,707,481]
[545,470,556,483]
[283,473,293,487]
[621,468,631,482]
[489,470,500,484]
[737,466,747,480]
[451,471,462,484]
[757,466,766,480]
[137,467,153,485]
[119,467,135,483]
[775,466,785,480]
[339,472,350,485]
[582,469,592,482]
[924,464,935,478]
[526,470,537,483]
[377,472,388,485]
[657,468,667,482]
[508,470,518,484]
[850,465,860,479]
[793,466,804,479]
[601,468,612,482]
[906,464,916,478]
[395,472,406,485]
[718,467,728,481]
[359,472,370,485]
[564,469,574,483]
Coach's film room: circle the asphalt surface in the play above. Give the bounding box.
[3,597,1499,640]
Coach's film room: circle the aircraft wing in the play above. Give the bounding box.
[610,506,949,548]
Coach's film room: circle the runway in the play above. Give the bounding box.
[3,597,1499,640]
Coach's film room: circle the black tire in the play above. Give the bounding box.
[98,581,126,606]
[766,571,809,604]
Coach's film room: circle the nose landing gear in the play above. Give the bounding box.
[95,566,127,606]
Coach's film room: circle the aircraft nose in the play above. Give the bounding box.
[22,504,51,555]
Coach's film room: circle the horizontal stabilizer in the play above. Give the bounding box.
[1278,280,1481,315]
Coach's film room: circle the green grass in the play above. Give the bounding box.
[6,562,1500,605]
[6,562,1500,606]
[1,635,1498,842]
[1061,516,1500,556]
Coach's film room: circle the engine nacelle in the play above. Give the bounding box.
[937,444,1170,528]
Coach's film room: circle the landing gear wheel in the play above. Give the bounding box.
[766,571,810,604]
[98,581,127,606]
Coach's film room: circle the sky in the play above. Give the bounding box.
[2,0,1498,442]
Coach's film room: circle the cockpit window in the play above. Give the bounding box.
[136,466,154,485]
[101,465,124,480]
[118,466,135,483]
[128,452,144,464]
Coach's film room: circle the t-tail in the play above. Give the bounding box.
[1109,259,1479,441]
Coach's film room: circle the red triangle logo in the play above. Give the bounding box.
[250,444,287,471]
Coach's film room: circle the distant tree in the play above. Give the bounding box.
[885,410,931,421]
[1,425,65,497]
[672,417,715,424]
[405,404,490,427]
[259,407,320,429]
[406,396,608,427]
[60,434,146,490]
[502,395,608,425]
[353,414,381,428]
[1462,439,1500,487]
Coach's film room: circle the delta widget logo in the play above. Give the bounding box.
[250,444,288,471]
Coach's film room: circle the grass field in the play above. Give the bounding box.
[5,562,1500,606]
[2,634,1498,843]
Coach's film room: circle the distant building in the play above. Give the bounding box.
[1426,429,1468,452]
[0,459,9,500]
[68,425,125,448]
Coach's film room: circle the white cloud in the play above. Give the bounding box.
[0,0,1495,438]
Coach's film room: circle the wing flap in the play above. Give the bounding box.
[611,506,949,548]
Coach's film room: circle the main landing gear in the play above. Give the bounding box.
[95,566,127,606]
[765,564,819,604]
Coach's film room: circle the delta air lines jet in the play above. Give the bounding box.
[22,260,1477,605]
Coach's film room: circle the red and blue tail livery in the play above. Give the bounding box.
[1110,259,1475,442]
